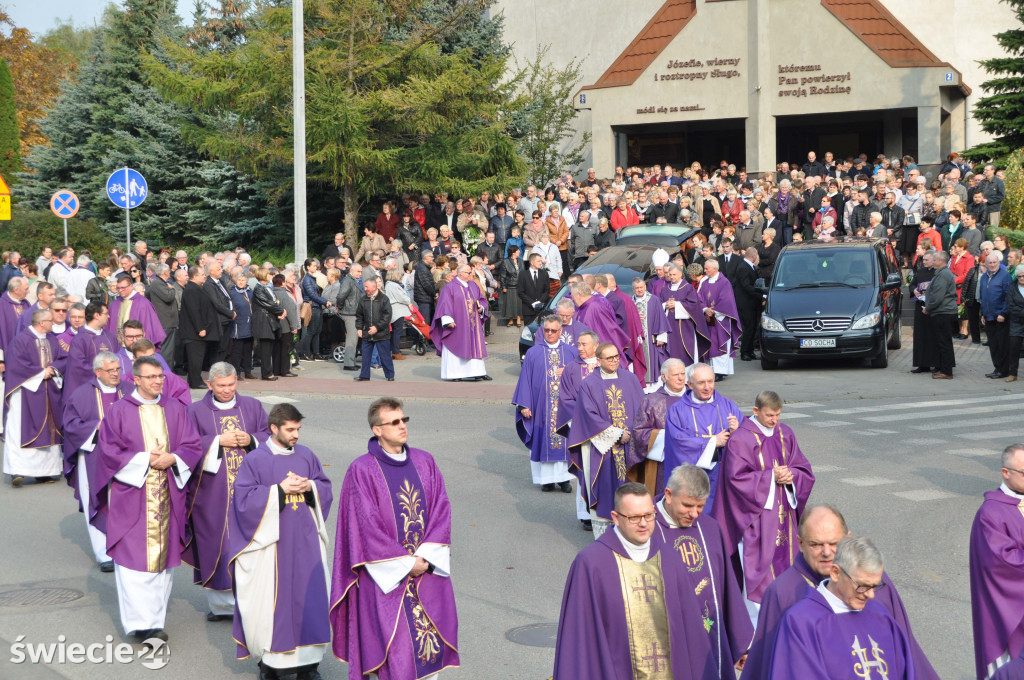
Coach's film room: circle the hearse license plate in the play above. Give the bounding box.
[800,338,836,348]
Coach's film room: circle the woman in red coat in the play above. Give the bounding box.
[949,237,975,338]
[916,216,943,255]
[720,187,744,226]
[810,194,838,238]
[609,198,640,231]
[373,201,400,242]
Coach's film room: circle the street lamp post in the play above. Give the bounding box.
[292,0,307,263]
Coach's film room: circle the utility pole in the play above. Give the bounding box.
[292,0,308,263]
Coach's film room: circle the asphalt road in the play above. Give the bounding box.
[0,322,1013,679]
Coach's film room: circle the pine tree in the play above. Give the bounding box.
[962,0,1024,165]
[0,58,21,182]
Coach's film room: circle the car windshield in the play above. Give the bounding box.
[772,250,875,289]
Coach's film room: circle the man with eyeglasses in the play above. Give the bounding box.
[124,338,192,408]
[92,355,202,644]
[47,296,69,337]
[331,397,459,680]
[744,505,938,680]
[56,301,85,358]
[3,309,66,487]
[711,390,814,628]
[514,316,578,493]
[554,482,715,680]
[64,302,117,398]
[971,442,1024,680]
[567,341,645,539]
[105,273,167,348]
[767,537,917,679]
[16,280,55,334]
[61,351,127,572]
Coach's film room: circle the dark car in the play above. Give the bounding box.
[757,237,903,369]
[518,244,682,360]
[614,224,700,247]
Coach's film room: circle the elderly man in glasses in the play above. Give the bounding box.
[767,537,918,679]
[105,273,167,348]
[331,397,459,680]
[554,482,715,680]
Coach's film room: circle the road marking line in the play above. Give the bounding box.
[862,402,1024,423]
[850,429,898,435]
[956,430,1021,441]
[913,414,1020,431]
[841,477,897,487]
[893,490,958,502]
[947,448,996,457]
[256,395,299,404]
[813,465,845,472]
[806,420,853,428]
[822,392,1024,415]
[905,438,947,446]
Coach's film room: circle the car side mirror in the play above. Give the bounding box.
[754,278,768,293]
[882,273,902,291]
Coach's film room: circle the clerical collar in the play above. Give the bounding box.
[818,580,854,614]
[267,439,294,456]
[29,327,46,340]
[656,499,680,529]
[691,391,715,404]
[583,357,597,365]
[670,282,681,290]
[706,272,720,284]
[613,526,651,561]
[84,325,103,335]
[455,278,468,288]
[213,395,237,410]
[131,389,160,405]
[600,369,617,379]
[752,419,775,437]
[544,340,560,348]
[1000,482,1024,500]
[664,385,685,397]
[98,382,118,394]
[125,291,137,300]
[601,290,611,297]
[52,322,66,333]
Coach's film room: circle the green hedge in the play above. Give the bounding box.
[987,226,1024,249]
[0,209,114,259]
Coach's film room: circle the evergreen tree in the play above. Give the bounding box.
[0,58,20,182]
[962,0,1024,165]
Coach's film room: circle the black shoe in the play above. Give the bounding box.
[541,483,557,492]
[581,519,593,531]
[99,561,114,573]
[989,372,1009,379]
[259,662,279,680]
[558,481,573,493]
[931,367,940,373]
[34,476,57,484]
[261,376,279,381]
[386,377,394,381]
[740,354,754,361]
[714,373,725,381]
[986,371,1000,378]
[972,340,981,344]
[354,377,369,381]
[206,612,232,622]
[910,367,931,373]
[296,668,324,680]
[982,341,990,346]
[342,365,358,371]
[480,374,493,381]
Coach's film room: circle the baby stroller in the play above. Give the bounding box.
[332,305,431,363]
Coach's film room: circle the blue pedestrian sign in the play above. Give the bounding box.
[106,168,148,209]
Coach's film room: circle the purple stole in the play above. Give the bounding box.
[376,455,446,678]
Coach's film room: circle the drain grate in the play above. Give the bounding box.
[0,588,84,607]
[505,623,558,648]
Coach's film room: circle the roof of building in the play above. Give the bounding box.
[585,0,967,93]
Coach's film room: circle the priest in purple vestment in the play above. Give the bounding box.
[64,302,118,401]
[554,331,600,528]
[696,260,742,379]
[330,397,459,680]
[608,275,649,384]
[230,403,332,679]
[0,276,29,435]
[631,278,670,387]
[767,537,915,680]
[55,301,85,358]
[711,390,813,628]
[61,350,126,570]
[122,338,192,408]
[659,265,710,366]
[514,316,578,492]
[971,443,1024,680]
[554,483,717,680]
[3,309,66,484]
[92,355,203,641]
[567,342,646,538]
[570,282,631,368]
[663,363,743,515]
[744,504,939,680]
[430,265,490,381]
[106,274,167,347]
[15,280,55,334]
[554,298,590,348]
[630,358,687,497]
[656,466,753,680]
[648,248,671,298]
[185,362,270,621]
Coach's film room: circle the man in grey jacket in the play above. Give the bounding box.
[147,263,178,366]
[336,263,362,372]
[924,250,958,379]
[570,210,597,270]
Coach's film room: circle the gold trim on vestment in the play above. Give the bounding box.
[139,403,170,573]
[615,551,672,679]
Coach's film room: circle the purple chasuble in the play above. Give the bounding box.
[744,552,938,680]
[629,387,684,497]
[553,527,717,680]
[62,380,128,520]
[604,290,628,333]
[633,293,671,385]
[15,301,43,334]
[430,279,488,360]
[767,586,915,680]
[648,275,668,298]
[658,283,710,365]
[574,295,630,362]
[710,420,813,604]
[613,288,648,384]
[514,341,579,464]
[559,319,591,349]
[184,392,269,590]
[105,293,167,346]
[330,438,459,680]
[971,488,1024,680]
[567,370,645,520]
[64,328,118,401]
[4,329,65,447]
[55,327,76,360]
[697,275,742,359]
[554,358,597,435]
[655,512,754,680]
[0,292,29,361]
[117,353,191,408]
[92,394,203,571]
[664,390,745,515]
[229,441,333,660]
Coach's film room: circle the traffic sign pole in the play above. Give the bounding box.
[124,167,130,250]
[63,218,67,246]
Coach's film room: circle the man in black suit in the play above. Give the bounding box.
[763,206,785,244]
[733,247,762,361]
[648,191,679,224]
[203,260,235,364]
[517,253,551,325]
[799,176,826,240]
[179,266,219,388]
[717,238,742,281]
